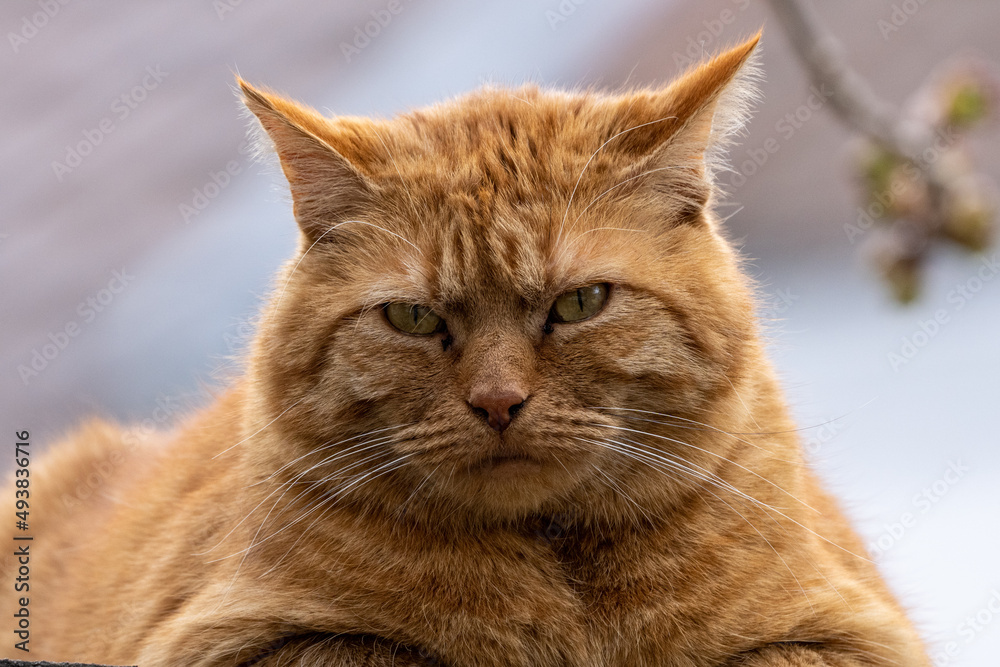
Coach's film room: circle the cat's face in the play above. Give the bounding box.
[243,37,762,522]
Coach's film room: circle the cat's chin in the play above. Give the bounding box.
[471,453,545,478]
[426,448,589,519]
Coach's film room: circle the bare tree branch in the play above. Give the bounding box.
[768,0,933,159]
[764,0,998,301]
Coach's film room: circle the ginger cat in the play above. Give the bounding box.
[5,35,930,666]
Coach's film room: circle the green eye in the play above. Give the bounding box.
[384,303,445,335]
[550,284,610,324]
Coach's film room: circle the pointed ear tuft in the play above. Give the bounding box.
[676,31,762,177]
[614,33,762,224]
[237,78,376,242]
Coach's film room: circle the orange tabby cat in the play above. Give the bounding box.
[5,35,930,666]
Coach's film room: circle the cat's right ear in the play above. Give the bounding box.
[237,79,377,243]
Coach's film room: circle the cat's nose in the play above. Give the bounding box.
[468,388,527,432]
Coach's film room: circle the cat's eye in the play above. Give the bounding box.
[549,284,610,324]
[384,302,445,335]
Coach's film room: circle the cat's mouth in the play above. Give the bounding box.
[472,453,545,477]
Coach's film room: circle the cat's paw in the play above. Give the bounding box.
[363,643,442,666]
[245,635,442,666]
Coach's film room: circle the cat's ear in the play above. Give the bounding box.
[238,79,377,243]
[614,33,761,223]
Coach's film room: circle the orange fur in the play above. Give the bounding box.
[4,35,930,666]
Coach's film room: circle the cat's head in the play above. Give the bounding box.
[240,36,767,525]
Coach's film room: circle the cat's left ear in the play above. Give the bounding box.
[614,33,761,223]
[237,79,378,243]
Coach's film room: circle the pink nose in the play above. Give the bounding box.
[468,389,527,432]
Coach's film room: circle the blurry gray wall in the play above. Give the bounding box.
[2,1,999,664]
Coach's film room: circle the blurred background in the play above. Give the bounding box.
[1,1,998,663]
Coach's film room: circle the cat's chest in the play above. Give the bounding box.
[280,516,687,666]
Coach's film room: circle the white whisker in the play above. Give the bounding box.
[583,424,870,562]
[590,463,655,526]
[569,166,685,231]
[213,397,305,459]
[259,454,414,577]
[556,116,678,244]
[591,422,815,512]
[580,436,813,608]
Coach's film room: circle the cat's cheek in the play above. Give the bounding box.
[322,328,455,419]
[538,313,657,386]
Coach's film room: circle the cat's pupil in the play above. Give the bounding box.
[383,302,443,335]
[550,283,609,324]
